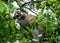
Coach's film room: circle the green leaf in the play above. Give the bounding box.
[49,12,56,17]
[0,3,4,13]
[10,20,15,27]
[10,6,16,13]
[0,1,9,15]
[2,2,9,14]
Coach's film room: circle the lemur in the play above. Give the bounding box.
[13,10,48,43]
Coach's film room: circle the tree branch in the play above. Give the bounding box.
[24,7,37,15]
[15,0,42,14]
[20,1,42,7]
[15,0,42,7]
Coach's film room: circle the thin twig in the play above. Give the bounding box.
[24,7,37,15]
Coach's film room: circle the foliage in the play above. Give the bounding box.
[0,0,60,43]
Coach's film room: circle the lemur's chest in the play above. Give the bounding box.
[24,13,37,23]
